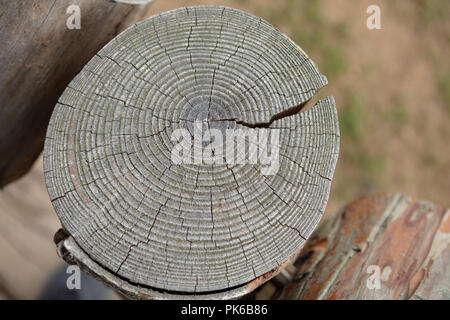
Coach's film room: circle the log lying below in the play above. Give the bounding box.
[275,194,449,300]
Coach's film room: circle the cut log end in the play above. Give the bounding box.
[44,6,340,298]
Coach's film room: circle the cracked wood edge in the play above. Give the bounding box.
[55,234,303,299]
[277,194,450,300]
[0,0,152,187]
[44,6,340,296]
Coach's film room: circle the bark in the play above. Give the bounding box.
[0,0,152,187]
[276,194,449,300]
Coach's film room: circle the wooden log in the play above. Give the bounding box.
[277,194,450,300]
[0,0,152,187]
[45,6,340,299]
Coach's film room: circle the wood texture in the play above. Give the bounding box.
[0,0,152,187]
[44,6,340,297]
[277,194,450,300]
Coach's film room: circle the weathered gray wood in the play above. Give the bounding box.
[44,6,340,298]
[115,0,152,4]
[276,194,450,300]
[0,0,152,187]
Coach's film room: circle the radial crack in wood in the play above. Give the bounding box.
[44,6,340,298]
[236,94,315,128]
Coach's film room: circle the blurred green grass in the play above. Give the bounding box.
[384,96,410,124]
[260,0,349,80]
[437,73,450,113]
[341,93,365,139]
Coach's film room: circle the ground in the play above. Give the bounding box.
[0,0,448,298]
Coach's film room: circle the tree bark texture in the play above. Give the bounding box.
[276,194,449,300]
